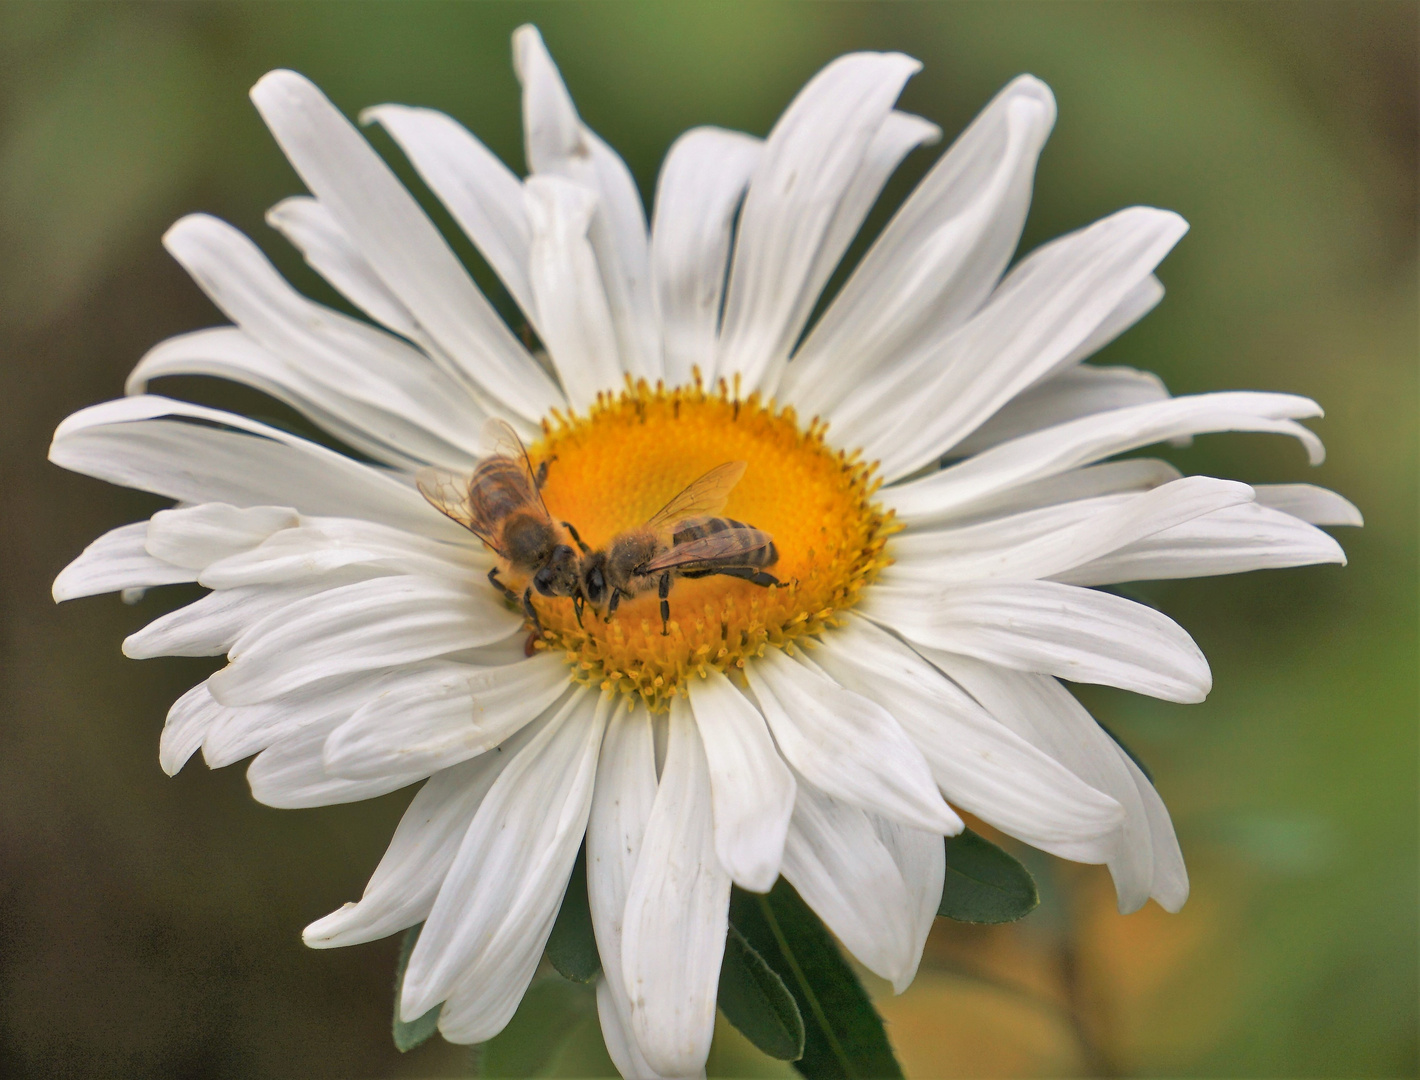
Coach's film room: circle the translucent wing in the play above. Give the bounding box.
[642,527,774,572]
[481,417,550,517]
[415,466,502,553]
[643,462,747,542]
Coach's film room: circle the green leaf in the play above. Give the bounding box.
[545,844,601,983]
[477,977,596,1077]
[392,923,442,1052]
[730,882,904,1080]
[718,923,806,1061]
[937,828,1039,924]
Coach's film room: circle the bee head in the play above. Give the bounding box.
[533,544,580,598]
[580,553,608,607]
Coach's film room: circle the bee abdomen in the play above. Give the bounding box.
[745,539,778,567]
[672,517,778,568]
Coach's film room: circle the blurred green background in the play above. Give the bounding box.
[1,2,1414,1077]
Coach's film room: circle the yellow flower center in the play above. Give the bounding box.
[524,379,893,710]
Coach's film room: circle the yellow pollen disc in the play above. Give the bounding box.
[525,378,895,710]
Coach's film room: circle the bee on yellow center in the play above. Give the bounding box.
[427,378,895,711]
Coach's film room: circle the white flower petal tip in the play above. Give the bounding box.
[887,391,1327,526]
[398,691,607,1027]
[814,618,1126,862]
[303,746,529,950]
[745,648,963,836]
[716,50,925,393]
[784,73,1058,419]
[1255,484,1363,527]
[866,581,1212,704]
[321,655,569,780]
[208,576,520,707]
[620,705,730,1076]
[685,676,795,893]
[52,521,195,603]
[248,69,561,425]
[833,205,1193,479]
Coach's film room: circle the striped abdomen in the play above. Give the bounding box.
[468,457,540,528]
[662,516,778,570]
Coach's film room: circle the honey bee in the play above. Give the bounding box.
[416,419,588,634]
[578,461,780,635]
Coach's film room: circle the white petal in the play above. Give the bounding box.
[401,690,606,1037]
[513,26,657,381]
[687,670,795,892]
[49,396,459,537]
[716,52,922,392]
[322,656,570,780]
[1252,483,1363,526]
[649,127,762,386]
[208,575,520,706]
[760,109,941,393]
[154,215,488,468]
[159,682,223,776]
[814,617,1124,862]
[130,328,433,473]
[930,458,1183,528]
[886,476,1255,585]
[743,647,961,834]
[1118,749,1189,912]
[198,517,481,589]
[205,671,387,769]
[863,579,1211,703]
[52,521,193,602]
[586,702,661,1080]
[949,363,1170,459]
[247,710,425,809]
[144,502,298,570]
[1055,500,1348,585]
[123,582,324,660]
[524,176,626,409]
[871,814,945,990]
[890,492,1137,564]
[835,208,1190,479]
[785,76,1055,416]
[779,776,919,991]
[885,391,1325,527]
[248,70,561,423]
[596,976,681,1080]
[1055,273,1165,369]
[925,653,1168,912]
[303,735,532,949]
[620,700,730,1076]
[361,105,537,326]
[265,196,419,337]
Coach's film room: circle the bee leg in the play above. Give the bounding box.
[534,457,556,489]
[606,590,621,620]
[487,567,521,606]
[521,585,545,637]
[708,566,781,589]
[658,572,671,636]
[562,521,591,555]
[573,594,585,629]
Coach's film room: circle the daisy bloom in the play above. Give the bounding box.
[50,25,1358,1078]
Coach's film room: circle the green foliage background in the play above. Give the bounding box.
[0,2,1414,1077]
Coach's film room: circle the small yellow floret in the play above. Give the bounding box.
[522,377,893,710]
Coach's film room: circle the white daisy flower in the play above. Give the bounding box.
[50,25,1358,1078]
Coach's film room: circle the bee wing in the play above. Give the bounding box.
[641,527,774,572]
[415,466,503,553]
[642,461,748,543]
[481,417,552,519]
